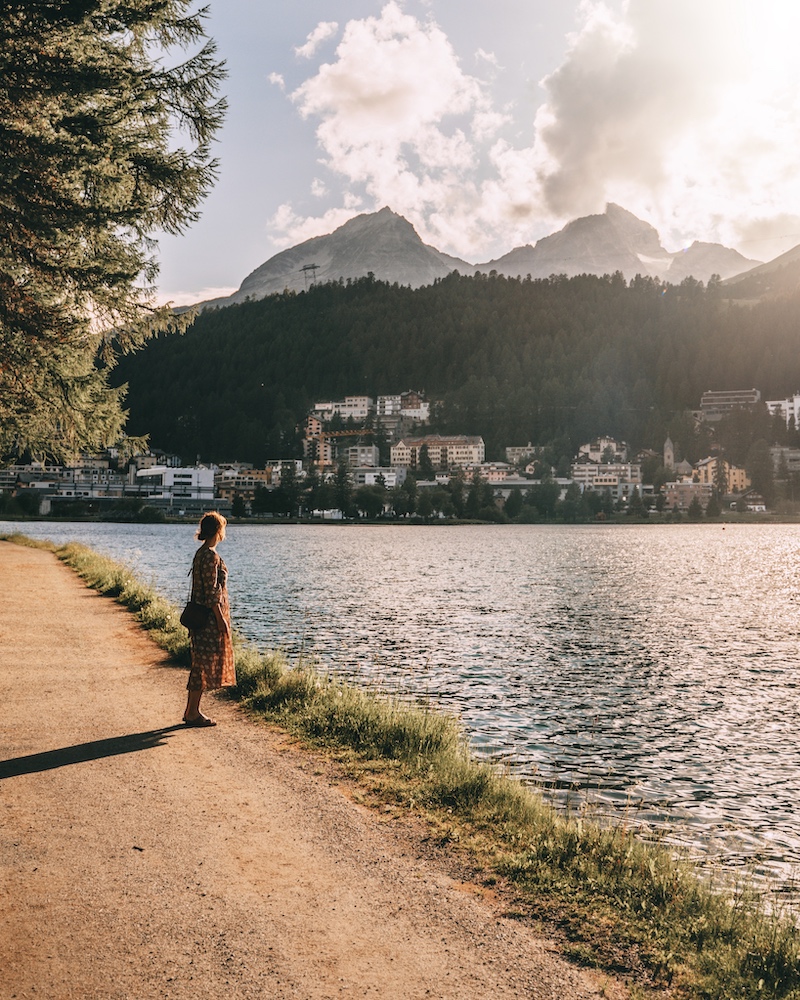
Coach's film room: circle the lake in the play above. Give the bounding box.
[5,519,800,896]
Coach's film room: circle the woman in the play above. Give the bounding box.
[183,511,236,726]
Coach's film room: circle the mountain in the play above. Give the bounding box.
[474,204,761,284]
[191,204,763,311]
[198,208,471,308]
[722,242,800,299]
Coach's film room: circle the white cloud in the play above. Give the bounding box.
[268,72,285,89]
[280,2,498,253]
[529,0,800,254]
[268,200,365,249]
[274,0,800,261]
[295,21,339,60]
[475,48,500,68]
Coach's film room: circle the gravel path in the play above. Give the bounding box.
[0,541,626,1000]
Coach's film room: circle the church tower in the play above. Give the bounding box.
[664,436,674,469]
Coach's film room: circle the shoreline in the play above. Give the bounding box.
[4,512,800,526]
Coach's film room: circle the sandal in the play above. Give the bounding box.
[184,715,217,727]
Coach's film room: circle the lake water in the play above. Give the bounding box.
[5,519,800,896]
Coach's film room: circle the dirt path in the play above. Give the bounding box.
[0,541,625,1000]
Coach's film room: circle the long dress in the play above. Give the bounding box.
[187,545,236,691]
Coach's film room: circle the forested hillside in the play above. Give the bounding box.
[116,272,800,465]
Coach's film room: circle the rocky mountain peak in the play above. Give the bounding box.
[191,204,764,310]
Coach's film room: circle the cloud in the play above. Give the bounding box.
[276,2,500,253]
[268,72,285,89]
[275,1,800,261]
[532,3,742,214]
[530,0,800,253]
[295,21,339,60]
[475,48,500,69]
[269,200,365,249]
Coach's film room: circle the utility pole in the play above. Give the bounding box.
[300,263,320,289]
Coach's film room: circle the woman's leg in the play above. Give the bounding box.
[183,689,202,721]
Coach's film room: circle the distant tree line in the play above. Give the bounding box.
[115,271,800,468]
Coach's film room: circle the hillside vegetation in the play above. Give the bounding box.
[116,271,800,464]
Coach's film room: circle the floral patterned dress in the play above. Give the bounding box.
[187,545,235,691]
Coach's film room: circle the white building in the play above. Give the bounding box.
[766,392,800,427]
[343,444,380,468]
[578,437,628,463]
[377,395,401,417]
[135,466,215,503]
[376,391,430,423]
[351,467,405,488]
[313,395,374,422]
[570,462,642,501]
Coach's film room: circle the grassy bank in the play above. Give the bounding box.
[5,531,799,999]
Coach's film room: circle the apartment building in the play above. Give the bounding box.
[664,481,713,511]
[135,466,215,504]
[694,456,749,493]
[312,395,374,422]
[570,462,642,501]
[766,392,800,427]
[700,388,761,422]
[577,436,629,463]
[391,435,485,470]
[343,444,380,468]
[463,462,516,483]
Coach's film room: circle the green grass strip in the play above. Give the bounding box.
[5,531,800,999]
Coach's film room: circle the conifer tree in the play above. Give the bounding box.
[0,1,226,461]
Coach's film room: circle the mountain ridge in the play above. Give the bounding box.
[191,204,765,310]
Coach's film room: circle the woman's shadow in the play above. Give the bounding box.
[0,726,186,779]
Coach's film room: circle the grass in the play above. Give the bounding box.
[5,531,800,999]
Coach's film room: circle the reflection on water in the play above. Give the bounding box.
[6,520,800,892]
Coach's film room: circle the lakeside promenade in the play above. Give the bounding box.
[0,540,616,1000]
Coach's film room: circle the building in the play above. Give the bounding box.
[505,443,537,465]
[215,466,276,506]
[766,392,800,427]
[312,395,374,422]
[391,435,485,471]
[399,390,430,422]
[577,437,628,463]
[463,462,516,483]
[570,462,642,501]
[771,446,800,476]
[350,467,406,488]
[695,456,749,493]
[375,391,430,443]
[700,388,761,422]
[377,394,401,417]
[135,466,215,507]
[343,444,380,468]
[664,481,713,511]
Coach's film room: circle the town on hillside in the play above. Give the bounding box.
[4,387,800,521]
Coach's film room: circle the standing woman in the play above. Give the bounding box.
[184,511,236,727]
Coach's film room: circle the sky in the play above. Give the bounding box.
[155,0,800,305]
